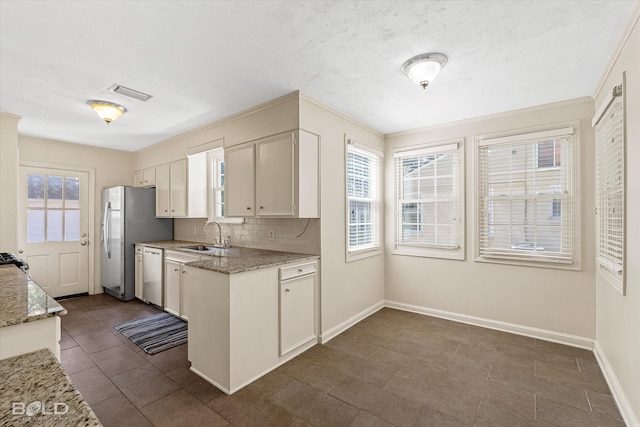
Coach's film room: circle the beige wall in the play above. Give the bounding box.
[18,136,135,293]
[593,8,640,425]
[134,93,299,170]
[300,96,386,340]
[384,97,596,343]
[0,113,21,253]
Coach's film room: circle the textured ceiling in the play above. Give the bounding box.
[0,1,637,151]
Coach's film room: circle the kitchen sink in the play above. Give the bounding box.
[180,245,229,257]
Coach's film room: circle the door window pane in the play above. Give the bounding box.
[27,209,45,243]
[27,175,45,208]
[65,177,80,209]
[47,210,63,241]
[65,210,80,241]
[47,176,63,208]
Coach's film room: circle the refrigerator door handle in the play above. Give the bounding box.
[103,202,111,258]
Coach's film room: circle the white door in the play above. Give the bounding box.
[18,166,90,298]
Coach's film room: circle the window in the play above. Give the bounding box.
[536,140,561,168]
[394,139,464,260]
[594,82,625,294]
[27,174,80,243]
[346,138,381,261]
[476,125,579,267]
[206,148,243,223]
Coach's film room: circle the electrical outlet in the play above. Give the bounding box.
[268,230,275,241]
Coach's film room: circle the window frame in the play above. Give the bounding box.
[345,136,383,262]
[593,79,626,294]
[207,148,244,224]
[392,138,465,260]
[474,122,581,270]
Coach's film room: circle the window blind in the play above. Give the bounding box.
[346,142,381,253]
[477,129,577,264]
[595,88,625,292]
[395,143,461,250]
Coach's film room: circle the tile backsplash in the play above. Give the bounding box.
[174,217,320,255]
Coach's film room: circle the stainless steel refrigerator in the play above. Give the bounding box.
[101,186,173,301]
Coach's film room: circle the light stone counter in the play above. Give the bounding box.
[139,241,318,274]
[0,349,101,426]
[0,265,66,329]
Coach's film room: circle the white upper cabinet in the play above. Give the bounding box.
[225,143,255,217]
[256,133,295,216]
[156,159,187,217]
[225,130,319,218]
[187,151,207,218]
[134,167,156,187]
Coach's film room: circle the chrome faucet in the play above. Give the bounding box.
[203,220,222,247]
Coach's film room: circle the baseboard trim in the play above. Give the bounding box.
[384,300,595,350]
[593,342,639,427]
[320,300,384,344]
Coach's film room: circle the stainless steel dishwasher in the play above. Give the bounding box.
[142,247,163,306]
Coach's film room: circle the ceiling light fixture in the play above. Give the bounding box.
[401,53,448,89]
[87,100,127,124]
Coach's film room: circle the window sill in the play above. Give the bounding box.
[346,248,382,263]
[393,246,464,261]
[474,255,581,271]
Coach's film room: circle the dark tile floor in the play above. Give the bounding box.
[59,294,625,426]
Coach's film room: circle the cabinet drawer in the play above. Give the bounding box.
[165,250,201,263]
[279,261,317,281]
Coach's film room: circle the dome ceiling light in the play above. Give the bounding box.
[87,100,127,124]
[401,53,448,89]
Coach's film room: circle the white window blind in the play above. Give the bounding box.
[595,84,625,293]
[346,141,381,255]
[477,127,578,264]
[395,142,462,252]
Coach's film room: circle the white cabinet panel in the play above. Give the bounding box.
[279,263,317,356]
[187,151,207,218]
[257,133,294,216]
[156,160,187,217]
[225,144,255,217]
[164,259,181,317]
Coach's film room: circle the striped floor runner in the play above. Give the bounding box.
[114,312,187,354]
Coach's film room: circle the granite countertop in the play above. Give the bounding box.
[138,241,318,274]
[0,265,67,329]
[0,349,101,426]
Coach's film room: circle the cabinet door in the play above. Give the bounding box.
[225,144,255,217]
[164,259,181,317]
[180,267,189,321]
[143,168,156,187]
[156,164,170,217]
[256,133,294,216]
[279,274,316,356]
[170,160,187,217]
[187,152,208,218]
[134,171,144,187]
[134,250,143,299]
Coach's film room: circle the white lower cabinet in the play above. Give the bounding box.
[183,259,318,394]
[164,250,200,321]
[279,262,317,356]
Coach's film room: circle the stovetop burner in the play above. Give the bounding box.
[0,252,29,272]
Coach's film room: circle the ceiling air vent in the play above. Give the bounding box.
[108,84,153,102]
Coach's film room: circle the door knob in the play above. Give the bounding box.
[81,241,88,246]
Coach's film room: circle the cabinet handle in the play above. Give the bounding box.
[164,209,168,213]
[285,288,290,293]
[246,207,251,210]
[298,269,303,273]
[260,206,264,209]
[174,268,179,272]
[182,271,187,274]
